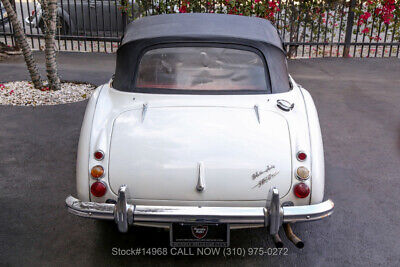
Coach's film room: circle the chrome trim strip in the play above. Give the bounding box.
[196,162,205,192]
[141,103,148,122]
[254,105,260,123]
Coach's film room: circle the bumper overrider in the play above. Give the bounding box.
[66,185,334,235]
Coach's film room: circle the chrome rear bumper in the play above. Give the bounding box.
[66,185,334,233]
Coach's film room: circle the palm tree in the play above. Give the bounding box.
[40,0,61,90]
[1,0,42,88]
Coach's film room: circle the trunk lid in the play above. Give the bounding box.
[108,106,292,200]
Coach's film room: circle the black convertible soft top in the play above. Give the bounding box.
[113,14,290,94]
[120,13,284,51]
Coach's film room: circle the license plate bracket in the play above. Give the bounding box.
[170,223,230,247]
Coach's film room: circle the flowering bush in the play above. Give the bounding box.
[355,0,400,41]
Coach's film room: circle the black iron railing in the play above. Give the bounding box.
[1,0,399,57]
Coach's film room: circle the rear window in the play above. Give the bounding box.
[135,47,270,93]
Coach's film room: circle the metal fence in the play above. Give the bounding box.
[1,0,399,57]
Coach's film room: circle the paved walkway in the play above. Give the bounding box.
[0,52,116,85]
[0,53,399,266]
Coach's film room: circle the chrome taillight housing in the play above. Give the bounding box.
[296,166,310,180]
[293,183,310,198]
[296,151,307,161]
[91,181,107,197]
[91,165,104,179]
[94,150,104,160]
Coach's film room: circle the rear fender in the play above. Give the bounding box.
[300,88,325,204]
[76,85,104,201]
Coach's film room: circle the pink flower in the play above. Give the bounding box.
[383,17,391,24]
[269,1,277,7]
[372,35,382,41]
[362,28,370,34]
[254,0,261,3]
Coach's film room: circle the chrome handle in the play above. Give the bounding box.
[277,99,294,112]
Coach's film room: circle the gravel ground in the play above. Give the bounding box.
[0,81,96,106]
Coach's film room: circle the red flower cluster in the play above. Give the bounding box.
[179,0,189,13]
[357,0,398,39]
[175,0,281,21]
[358,11,371,26]
[371,35,382,41]
[376,0,396,24]
[262,0,280,21]
[360,0,397,25]
[362,27,370,34]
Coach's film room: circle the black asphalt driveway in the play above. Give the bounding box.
[0,53,399,266]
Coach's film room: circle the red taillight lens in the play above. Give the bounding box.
[94,150,104,160]
[293,183,310,198]
[91,165,104,178]
[297,152,307,161]
[91,181,107,197]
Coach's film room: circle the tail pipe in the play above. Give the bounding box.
[272,233,284,248]
[283,223,304,249]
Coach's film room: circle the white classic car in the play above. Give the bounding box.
[66,13,334,248]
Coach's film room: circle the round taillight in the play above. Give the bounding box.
[91,165,104,179]
[91,181,107,197]
[293,183,310,198]
[94,150,104,160]
[296,166,310,180]
[297,151,307,161]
